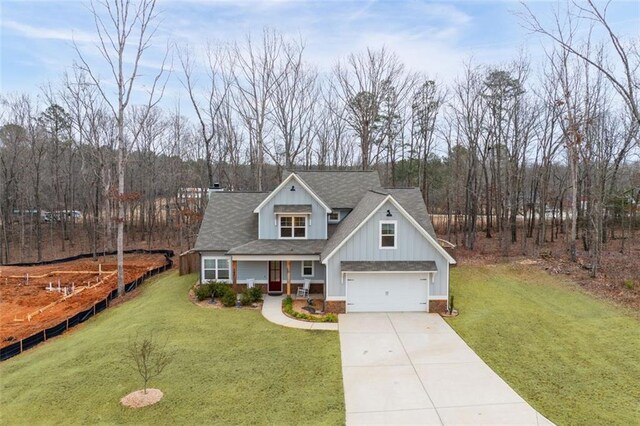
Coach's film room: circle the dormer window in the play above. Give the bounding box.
[328,212,339,222]
[280,216,306,239]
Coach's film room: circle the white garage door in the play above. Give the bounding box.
[346,273,429,313]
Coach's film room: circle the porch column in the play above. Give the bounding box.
[232,260,238,293]
[286,260,292,296]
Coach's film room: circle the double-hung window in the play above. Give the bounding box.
[280,216,306,239]
[203,258,230,281]
[301,260,314,277]
[379,220,397,249]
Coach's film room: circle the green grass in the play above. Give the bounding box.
[0,272,344,425]
[447,264,640,426]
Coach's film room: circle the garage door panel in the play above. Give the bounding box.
[347,273,429,313]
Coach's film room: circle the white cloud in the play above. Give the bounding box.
[2,20,96,43]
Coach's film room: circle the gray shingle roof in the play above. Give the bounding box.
[227,239,326,255]
[285,170,382,208]
[274,204,312,213]
[321,188,437,260]
[341,260,437,272]
[386,188,437,240]
[194,192,267,252]
[320,191,387,260]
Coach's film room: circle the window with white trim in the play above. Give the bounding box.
[203,258,230,281]
[379,220,397,249]
[280,215,306,239]
[301,260,314,277]
[328,212,339,222]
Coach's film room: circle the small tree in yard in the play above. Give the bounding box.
[126,332,174,394]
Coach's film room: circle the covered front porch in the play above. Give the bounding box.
[227,239,327,298]
[231,258,325,297]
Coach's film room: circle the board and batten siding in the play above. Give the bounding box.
[325,200,449,299]
[257,184,328,239]
[236,260,326,283]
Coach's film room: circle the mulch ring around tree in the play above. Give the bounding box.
[120,389,163,408]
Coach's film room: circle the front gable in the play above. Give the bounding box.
[329,200,446,262]
[255,174,331,240]
[323,195,455,300]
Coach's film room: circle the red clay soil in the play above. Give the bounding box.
[0,254,169,347]
[450,232,640,314]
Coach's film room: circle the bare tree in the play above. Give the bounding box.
[333,47,414,170]
[74,0,167,296]
[178,43,230,187]
[126,331,174,394]
[411,79,445,201]
[230,29,282,190]
[451,63,487,250]
[520,0,640,125]
[270,38,319,171]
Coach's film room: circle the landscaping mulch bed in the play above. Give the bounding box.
[187,290,262,310]
[291,299,325,317]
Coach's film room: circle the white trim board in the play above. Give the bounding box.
[230,255,321,261]
[342,270,437,274]
[253,173,332,214]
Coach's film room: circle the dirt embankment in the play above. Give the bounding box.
[0,254,169,346]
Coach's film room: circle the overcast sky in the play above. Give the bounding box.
[1,0,638,109]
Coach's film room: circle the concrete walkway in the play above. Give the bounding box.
[261,294,338,331]
[339,313,553,425]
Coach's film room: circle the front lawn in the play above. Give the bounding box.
[447,264,640,425]
[0,272,345,425]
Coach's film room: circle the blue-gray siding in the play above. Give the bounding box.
[324,200,449,298]
[258,182,328,239]
[329,209,351,224]
[237,260,325,283]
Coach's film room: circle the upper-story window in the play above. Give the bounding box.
[379,220,397,249]
[328,212,339,222]
[280,216,307,239]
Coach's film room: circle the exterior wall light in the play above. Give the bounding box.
[386,210,392,217]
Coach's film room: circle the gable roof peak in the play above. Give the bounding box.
[252,172,332,214]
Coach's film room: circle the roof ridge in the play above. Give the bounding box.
[210,191,269,194]
[289,170,378,173]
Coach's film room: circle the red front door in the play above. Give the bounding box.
[268,261,282,293]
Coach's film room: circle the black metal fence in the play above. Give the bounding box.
[0,249,174,362]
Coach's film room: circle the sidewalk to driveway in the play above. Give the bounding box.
[261,294,338,330]
[339,313,553,425]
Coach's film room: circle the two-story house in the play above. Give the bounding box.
[194,171,456,313]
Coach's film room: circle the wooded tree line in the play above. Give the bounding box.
[0,0,638,279]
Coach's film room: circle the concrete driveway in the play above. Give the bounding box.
[339,313,553,425]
